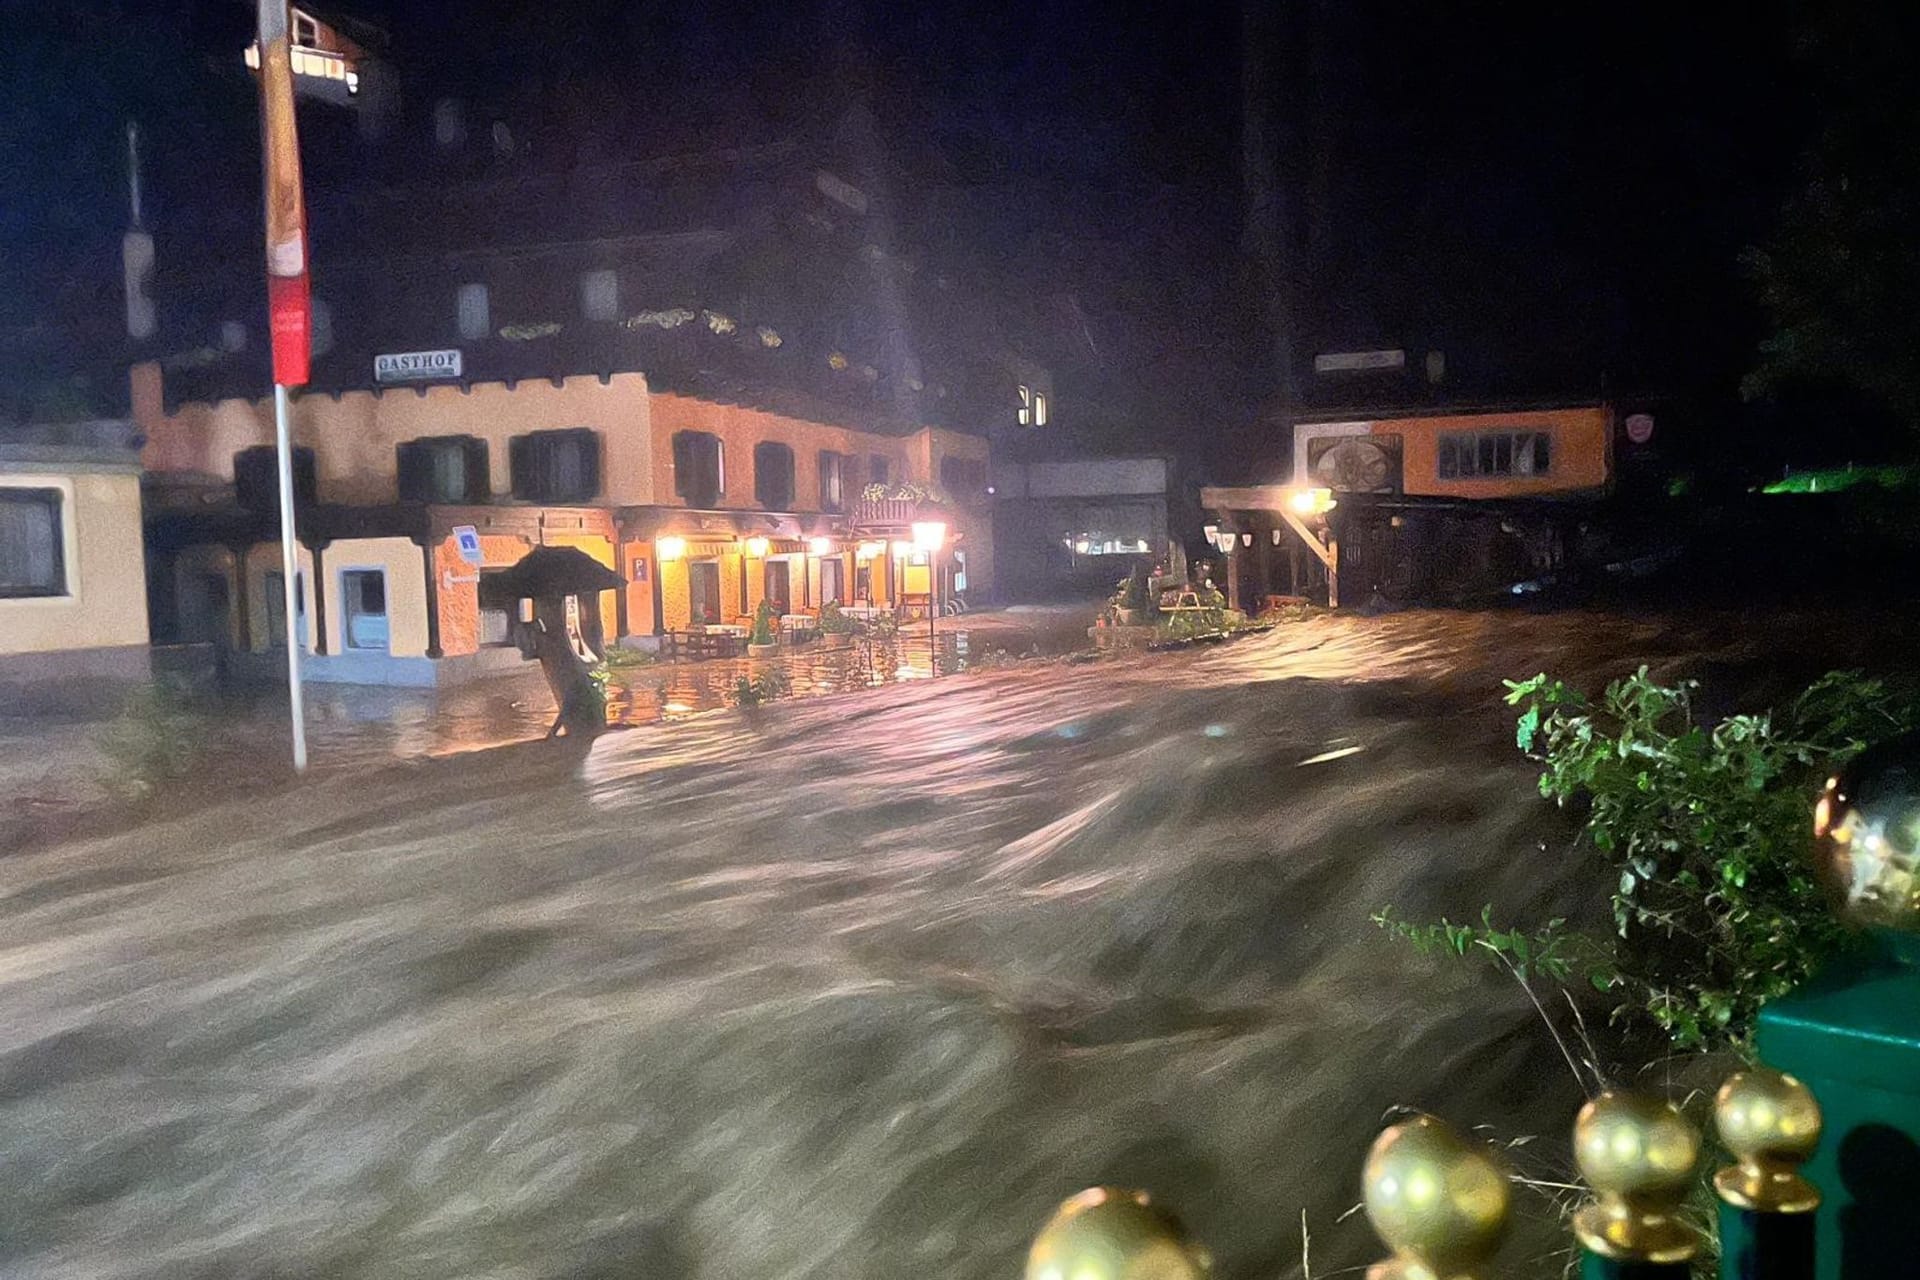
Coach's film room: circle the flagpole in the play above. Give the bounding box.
[273,383,308,770]
[258,0,311,772]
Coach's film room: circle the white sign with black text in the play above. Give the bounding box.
[374,348,463,384]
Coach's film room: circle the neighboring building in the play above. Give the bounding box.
[1204,399,1655,608]
[0,421,150,708]
[134,362,990,685]
[993,455,1190,599]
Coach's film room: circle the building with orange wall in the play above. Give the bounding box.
[135,362,993,685]
[1204,400,1639,609]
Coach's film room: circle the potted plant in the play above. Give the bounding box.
[747,598,780,656]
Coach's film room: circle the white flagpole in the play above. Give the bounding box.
[273,383,308,770]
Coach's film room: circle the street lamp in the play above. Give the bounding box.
[912,520,947,676]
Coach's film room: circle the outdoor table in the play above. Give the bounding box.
[780,614,818,639]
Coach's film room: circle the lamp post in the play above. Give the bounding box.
[912,520,947,676]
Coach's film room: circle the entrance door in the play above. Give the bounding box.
[688,560,722,624]
[820,557,845,605]
[764,559,791,615]
[341,568,389,651]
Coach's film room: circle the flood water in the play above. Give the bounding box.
[1,607,1910,1279]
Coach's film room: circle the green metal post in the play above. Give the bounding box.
[1758,734,1920,1280]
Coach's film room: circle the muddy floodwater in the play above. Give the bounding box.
[1,608,1911,1279]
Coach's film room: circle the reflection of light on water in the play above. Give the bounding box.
[1297,743,1365,766]
[663,702,694,714]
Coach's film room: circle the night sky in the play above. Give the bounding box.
[0,1,1854,473]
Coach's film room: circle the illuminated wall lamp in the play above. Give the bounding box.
[809,536,833,556]
[657,535,687,561]
[1271,529,1284,546]
[745,536,770,558]
[1241,532,1253,547]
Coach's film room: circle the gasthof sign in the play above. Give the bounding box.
[374,349,463,383]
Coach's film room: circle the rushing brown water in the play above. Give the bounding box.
[1,608,1909,1279]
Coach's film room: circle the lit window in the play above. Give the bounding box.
[1033,391,1048,426]
[0,488,65,598]
[1016,384,1031,427]
[457,283,490,341]
[292,11,320,45]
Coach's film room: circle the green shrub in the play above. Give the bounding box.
[728,667,792,708]
[1377,667,1920,1051]
[817,600,857,635]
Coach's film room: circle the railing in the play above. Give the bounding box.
[1023,1067,1821,1280]
[850,497,926,528]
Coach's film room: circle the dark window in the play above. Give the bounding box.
[818,451,846,511]
[869,454,890,486]
[672,431,725,507]
[0,487,65,597]
[939,455,989,500]
[1437,430,1552,479]
[397,435,489,503]
[509,428,600,502]
[754,441,795,509]
[234,445,317,510]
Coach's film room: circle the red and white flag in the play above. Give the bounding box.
[257,0,310,386]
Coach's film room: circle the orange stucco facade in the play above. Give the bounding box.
[1391,406,1611,498]
[135,362,993,677]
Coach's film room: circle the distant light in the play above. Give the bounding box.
[1271,529,1283,545]
[986,485,996,495]
[745,536,770,558]
[809,536,833,556]
[856,540,886,561]
[1203,724,1229,738]
[1241,532,1253,547]
[1074,539,1091,554]
[1203,522,1219,542]
[657,536,687,561]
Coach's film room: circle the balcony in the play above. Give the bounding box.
[850,497,928,529]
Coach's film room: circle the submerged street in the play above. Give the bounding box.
[1,608,1910,1279]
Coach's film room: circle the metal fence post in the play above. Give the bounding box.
[1572,1092,1704,1280]
[1025,1187,1210,1280]
[1361,1113,1511,1280]
[1714,1068,1820,1280]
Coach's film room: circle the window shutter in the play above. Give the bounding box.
[578,431,602,500]
[396,441,428,502]
[509,435,531,499]
[464,437,490,500]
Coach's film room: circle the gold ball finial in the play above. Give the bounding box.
[1714,1068,1823,1213]
[1362,1114,1511,1280]
[1572,1092,1703,1264]
[1025,1188,1211,1280]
